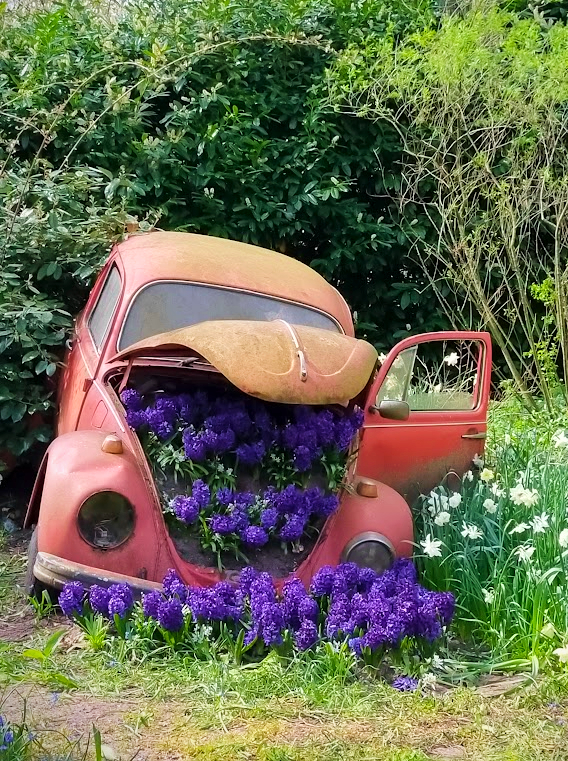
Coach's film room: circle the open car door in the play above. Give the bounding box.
[356,331,492,504]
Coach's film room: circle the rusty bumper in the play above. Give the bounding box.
[34,552,162,594]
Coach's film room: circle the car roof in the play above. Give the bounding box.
[115,232,354,335]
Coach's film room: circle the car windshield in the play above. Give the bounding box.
[118,281,342,350]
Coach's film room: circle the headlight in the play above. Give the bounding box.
[341,532,394,574]
[77,491,135,549]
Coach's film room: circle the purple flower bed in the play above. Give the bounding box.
[120,387,363,566]
[59,559,454,660]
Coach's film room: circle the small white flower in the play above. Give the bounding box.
[433,383,443,393]
[448,492,462,509]
[553,646,568,663]
[483,498,497,514]
[432,654,443,669]
[491,483,503,498]
[421,534,443,558]
[530,512,550,534]
[483,589,495,604]
[464,470,474,482]
[461,522,483,540]
[514,545,536,562]
[509,484,539,507]
[444,352,459,366]
[504,433,511,446]
[480,468,494,482]
[378,352,388,364]
[421,672,437,689]
[509,522,530,535]
[552,430,568,448]
[541,622,556,639]
[559,529,568,549]
[473,453,484,469]
[434,511,451,526]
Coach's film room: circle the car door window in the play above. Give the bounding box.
[88,266,122,350]
[377,340,481,411]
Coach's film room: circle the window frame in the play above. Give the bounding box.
[116,279,345,352]
[87,265,122,352]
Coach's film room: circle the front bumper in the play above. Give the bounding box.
[34,552,162,594]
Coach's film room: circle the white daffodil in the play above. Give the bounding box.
[483,498,497,514]
[421,672,437,689]
[421,534,443,558]
[473,453,484,469]
[509,522,530,535]
[541,623,556,639]
[559,528,568,549]
[461,522,483,540]
[444,352,459,366]
[483,589,495,604]
[514,545,536,562]
[464,470,474,482]
[553,646,568,663]
[530,512,550,534]
[509,484,539,507]
[434,511,451,526]
[552,430,568,449]
[448,492,462,509]
[480,468,494,482]
[491,483,503,498]
[427,491,449,515]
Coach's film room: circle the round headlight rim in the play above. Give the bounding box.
[341,531,395,568]
[77,490,136,551]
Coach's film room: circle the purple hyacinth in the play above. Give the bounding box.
[88,585,110,616]
[158,597,184,632]
[310,566,336,597]
[260,507,279,530]
[236,441,266,465]
[121,388,143,411]
[392,676,419,692]
[171,495,200,524]
[279,513,307,542]
[107,583,133,614]
[162,570,188,601]
[241,525,269,547]
[210,513,238,535]
[191,479,210,509]
[59,581,85,616]
[182,428,206,461]
[108,596,128,617]
[142,590,163,619]
[294,619,319,650]
[293,445,313,472]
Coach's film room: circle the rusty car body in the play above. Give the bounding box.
[24,232,492,593]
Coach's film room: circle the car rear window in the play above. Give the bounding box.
[118,282,341,350]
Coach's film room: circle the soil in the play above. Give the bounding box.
[169,522,319,577]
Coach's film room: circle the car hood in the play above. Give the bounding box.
[112,319,377,405]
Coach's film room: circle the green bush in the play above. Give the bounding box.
[0,0,443,463]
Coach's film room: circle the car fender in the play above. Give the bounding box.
[295,478,414,585]
[32,429,162,583]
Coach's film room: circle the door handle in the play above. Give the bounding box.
[462,431,486,440]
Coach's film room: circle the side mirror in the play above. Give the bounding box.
[370,399,410,421]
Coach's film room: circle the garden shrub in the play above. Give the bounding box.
[0,0,441,464]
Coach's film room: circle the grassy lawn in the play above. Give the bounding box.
[1,536,567,761]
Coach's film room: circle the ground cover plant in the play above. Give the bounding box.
[121,386,362,568]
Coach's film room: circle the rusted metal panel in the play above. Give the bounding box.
[112,319,378,405]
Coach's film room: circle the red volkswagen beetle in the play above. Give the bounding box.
[24,232,491,595]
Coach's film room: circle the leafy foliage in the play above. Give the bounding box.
[0,0,440,462]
